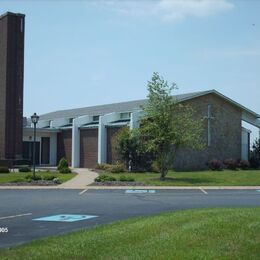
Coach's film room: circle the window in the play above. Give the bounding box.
[69,118,73,124]
[120,112,131,120]
[93,115,100,122]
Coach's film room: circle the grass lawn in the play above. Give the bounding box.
[0,208,259,259]
[0,171,76,184]
[103,170,260,186]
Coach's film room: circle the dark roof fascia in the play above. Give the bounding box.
[39,89,260,121]
[23,127,61,133]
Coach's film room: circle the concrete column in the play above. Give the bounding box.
[72,115,92,168]
[130,110,143,129]
[49,133,57,166]
[98,113,120,164]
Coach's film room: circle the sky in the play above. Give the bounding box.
[0,0,260,140]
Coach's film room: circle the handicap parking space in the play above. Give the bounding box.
[33,214,98,222]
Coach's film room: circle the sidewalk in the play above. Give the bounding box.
[59,168,98,189]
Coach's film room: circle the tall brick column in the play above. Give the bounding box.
[0,12,25,160]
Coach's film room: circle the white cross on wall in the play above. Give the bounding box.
[203,104,215,146]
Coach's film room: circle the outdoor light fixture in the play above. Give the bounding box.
[31,112,39,179]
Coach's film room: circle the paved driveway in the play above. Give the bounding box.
[0,189,260,248]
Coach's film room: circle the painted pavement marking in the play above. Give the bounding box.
[0,213,32,220]
[33,214,98,222]
[125,190,156,194]
[79,189,88,195]
[256,190,260,192]
[200,188,208,194]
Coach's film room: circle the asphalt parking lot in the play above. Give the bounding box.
[0,188,260,249]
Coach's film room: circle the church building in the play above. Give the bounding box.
[0,12,260,170]
[23,90,260,170]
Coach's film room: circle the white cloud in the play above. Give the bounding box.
[97,0,234,22]
[157,0,234,21]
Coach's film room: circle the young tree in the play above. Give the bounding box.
[140,72,204,180]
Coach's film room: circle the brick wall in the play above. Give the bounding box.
[106,126,122,164]
[173,93,242,170]
[57,129,72,166]
[80,128,98,168]
[0,13,25,160]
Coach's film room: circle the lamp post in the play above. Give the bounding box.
[31,113,39,179]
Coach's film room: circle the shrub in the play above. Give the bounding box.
[0,167,9,174]
[95,175,116,182]
[239,160,250,170]
[25,174,42,181]
[42,175,56,181]
[107,164,125,173]
[249,138,260,169]
[57,157,69,171]
[19,167,31,173]
[119,175,135,182]
[250,155,260,169]
[223,159,238,170]
[151,161,160,173]
[53,177,61,184]
[96,163,125,173]
[96,163,110,170]
[208,159,222,171]
[59,168,71,174]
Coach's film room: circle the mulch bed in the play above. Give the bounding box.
[90,181,145,186]
[0,181,57,186]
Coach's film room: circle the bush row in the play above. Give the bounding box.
[25,174,61,183]
[0,167,10,174]
[95,174,135,182]
[208,159,252,171]
[96,163,125,173]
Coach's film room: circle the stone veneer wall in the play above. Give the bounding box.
[173,93,242,171]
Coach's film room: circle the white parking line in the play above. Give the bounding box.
[0,213,32,220]
[79,189,88,195]
[200,187,208,194]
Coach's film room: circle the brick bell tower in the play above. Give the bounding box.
[0,12,25,160]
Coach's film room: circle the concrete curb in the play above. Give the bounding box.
[0,186,259,190]
[86,186,260,190]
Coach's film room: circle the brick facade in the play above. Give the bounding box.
[57,129,72,166]
[173,93,242,170]
[0,12,25,160]
[106,126,122,164]
[80,128,98,168]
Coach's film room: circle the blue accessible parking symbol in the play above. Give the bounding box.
[125,190,156,194]
[33,214,98,222]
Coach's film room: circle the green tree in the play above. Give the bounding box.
[250,138,260,169]
[113,127,152,171]
[140,72,204,180]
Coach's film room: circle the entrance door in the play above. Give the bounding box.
[22,141,40,165]
[41,137,50,165]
